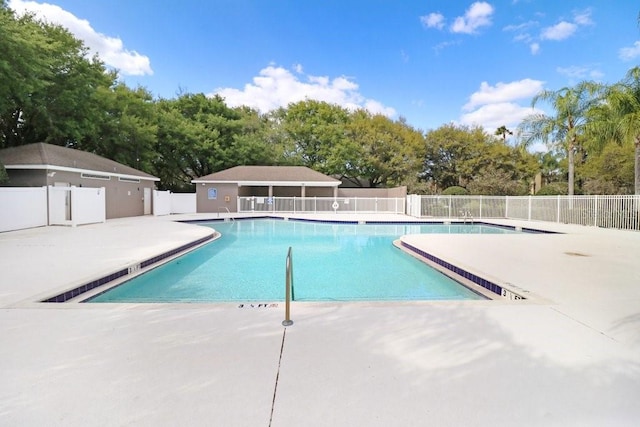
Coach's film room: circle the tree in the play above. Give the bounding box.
[75,83,158,173]
[281,100,351,174]
[0,5,116,148]
[494,125,513,142]
[346,111,425,187]
[152,94,274,191]
[467,169,528,196]
[518,82,604,195]
[585,67,640,194]
[580,143,635,194]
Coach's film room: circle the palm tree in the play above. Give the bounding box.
[586,67,640,195]
[494,125,513,142]
[518,81,603,195]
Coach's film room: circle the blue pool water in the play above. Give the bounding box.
[89,220,520,303]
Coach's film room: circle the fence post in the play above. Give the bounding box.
[594,195,598,227]
[505,196,509,218]
[479,195,483,219]
[70,186,77,227]
[448,196,452,219]
[557,195,561,223]
[528,196,532,221]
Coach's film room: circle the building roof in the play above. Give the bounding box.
[192,166,340,187]
[0,143,159,181]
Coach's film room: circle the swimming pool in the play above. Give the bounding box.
[88,219,520,303]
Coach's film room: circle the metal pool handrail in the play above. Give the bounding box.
[282,246,294,326]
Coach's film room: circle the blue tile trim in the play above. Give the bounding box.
[400,241,523,299]
[41,234,215,303]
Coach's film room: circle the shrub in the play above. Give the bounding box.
[442,186,468,195]
[535,182,567,195]
[0,163,8,185]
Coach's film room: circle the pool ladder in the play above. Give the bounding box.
[217,207,235,221]
[282,246,294,326]
[460,210,474,224]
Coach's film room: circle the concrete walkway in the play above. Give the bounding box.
[1,215,639,426]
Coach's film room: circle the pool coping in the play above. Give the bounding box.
[396,240,526,301]
[41,231,219,303]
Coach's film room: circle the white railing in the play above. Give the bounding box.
[238,196,406,214]
[409,195,640,231]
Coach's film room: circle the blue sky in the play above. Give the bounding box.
[7,0,640,145]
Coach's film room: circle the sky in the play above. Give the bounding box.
[6,0,640,149]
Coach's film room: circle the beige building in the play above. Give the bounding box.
[0,143,159,219]
[192,165,407,213]
[192,166,341,213]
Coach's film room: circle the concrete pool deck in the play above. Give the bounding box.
[1,214,639,426]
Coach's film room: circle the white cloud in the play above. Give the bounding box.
[619,41,640,61]
[503,21,537,32]
[459,79,546,141]
[573,9,593,26]
[508,9,592,55]
[530,42,540,54]
[557,65,603,81]
[459,102,542,135]
[433,40,461,53]
[450,1,494,34]
[463,79,545,111]
[540,21,577,41]
[420,12,445,30]
[212,65,396,117]
[8,0,152,76]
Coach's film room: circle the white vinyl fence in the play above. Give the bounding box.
[48,186,106,227]
[0,187,48,232]
[153,191,197,216]
[408,195,640,231]
[1,186,105,232]
[170,193,197,214]
[238,196,406,214]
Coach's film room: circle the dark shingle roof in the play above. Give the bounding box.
[0,143,159,180]
[193,166,340,185]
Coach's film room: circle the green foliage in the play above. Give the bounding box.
[536,182,569,195]
[467,169,529,196]
[281,100,351,174]
[152,94,279,191]
[422,123,537,193]
[584,67,640,194]
[518,82,605,195]
[345,110,426,188]
[580,143,634,194]
[442,186,468,195]
[494,125,513,142]
[0,6,117,148]
[0,162,8,184]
